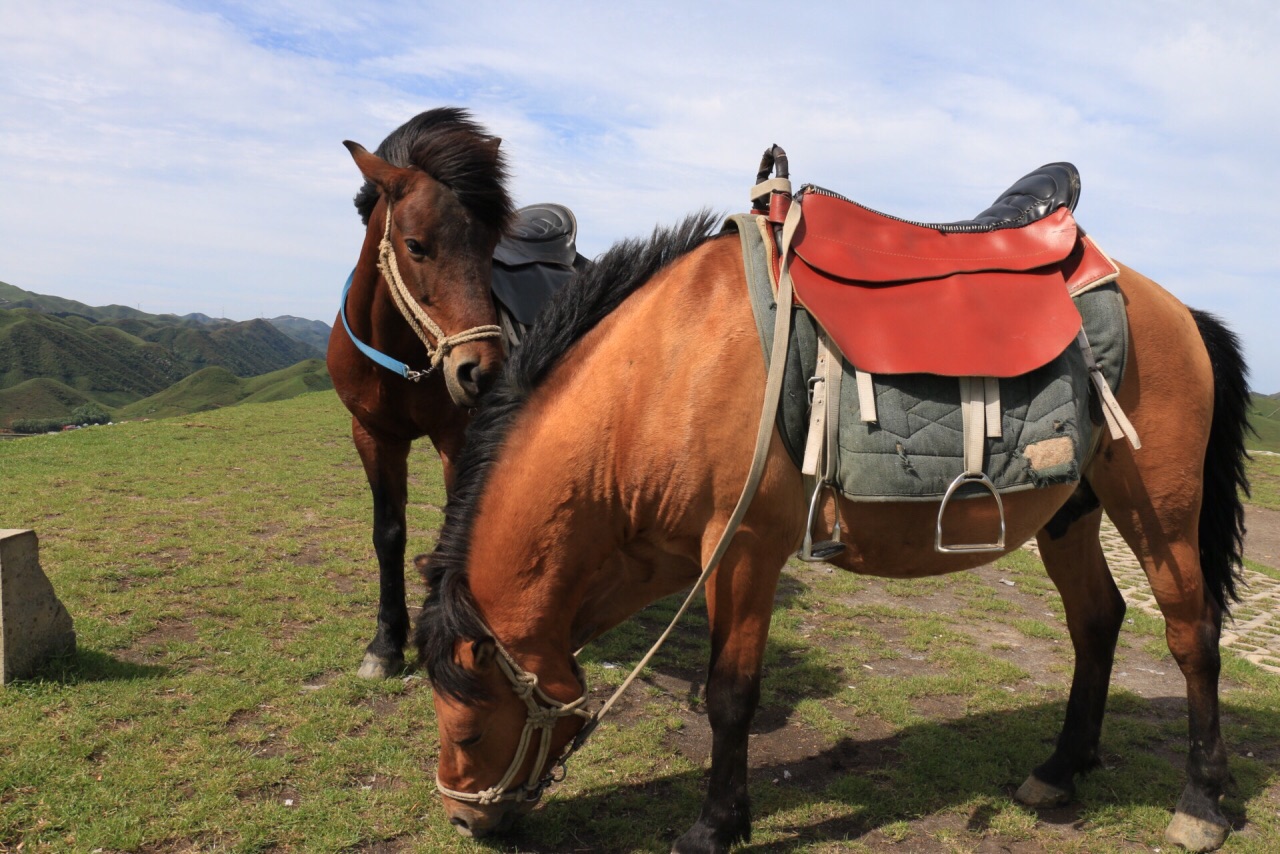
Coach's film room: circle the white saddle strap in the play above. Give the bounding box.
[1076,328,1141,449]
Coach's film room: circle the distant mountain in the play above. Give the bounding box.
[0,280,153,322]
[0,280,331,356]
[268,315,332,354]
[0,280,333,427]
[1,309,189,405]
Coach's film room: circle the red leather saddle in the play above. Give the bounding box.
[786,167,1118,378]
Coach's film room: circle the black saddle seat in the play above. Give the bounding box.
[936,162,1081,233]
[492,203,590,327]
[494,203,581,268]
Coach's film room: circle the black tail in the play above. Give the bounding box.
[1190,308,1253,614]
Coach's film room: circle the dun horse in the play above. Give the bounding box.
[416,181,1250,850]
[328,108,515,678]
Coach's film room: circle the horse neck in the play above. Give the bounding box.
[463,236,761,676]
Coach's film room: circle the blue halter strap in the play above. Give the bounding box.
[339,267,431,382]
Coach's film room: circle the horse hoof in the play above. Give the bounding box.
[1164,785,1230,852]
[357,651,403,679]
[1165,812,1229,852]
[1014,774,1071,808]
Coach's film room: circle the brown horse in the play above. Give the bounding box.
[328,108,515,678]
[415,209,1251,851]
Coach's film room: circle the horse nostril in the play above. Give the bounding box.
[456,359,493,398]
[450,816,470,831]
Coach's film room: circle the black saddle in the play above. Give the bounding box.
[936,162,1081,233]
[491,203,590,328]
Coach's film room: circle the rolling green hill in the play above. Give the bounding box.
[0,376,100,422]
[115,359,333,420]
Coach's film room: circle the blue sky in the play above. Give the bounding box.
[2,1,1278,392]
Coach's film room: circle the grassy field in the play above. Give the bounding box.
[2,391,1278,852]
[1250,452,1280,512]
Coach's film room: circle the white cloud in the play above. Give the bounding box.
[1,1,1277,389]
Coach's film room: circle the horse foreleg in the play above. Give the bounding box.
[352,418,412,679]
[1016,492,1125,807]
[673,540,785,854]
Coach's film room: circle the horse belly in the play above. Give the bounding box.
[827,483,1075,577]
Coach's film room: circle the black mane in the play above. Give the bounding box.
[414,211,724,702]
[353,107,515,232]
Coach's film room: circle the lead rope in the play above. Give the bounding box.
[437,201,805,808]
[377,204,502,379]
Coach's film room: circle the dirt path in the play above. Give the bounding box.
[1247,504,1280,569]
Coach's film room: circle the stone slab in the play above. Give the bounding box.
[1,529,76,684]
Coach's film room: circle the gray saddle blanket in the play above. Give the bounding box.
[727,214,1129,501]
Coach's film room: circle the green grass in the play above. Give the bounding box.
[2,391,1278,851]
[1248,452,1280,511]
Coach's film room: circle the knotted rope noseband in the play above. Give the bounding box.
[435,643,594,806]
[376,203,502,383]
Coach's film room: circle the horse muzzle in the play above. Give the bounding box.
[442,343,501,408]
[442,795,533,837]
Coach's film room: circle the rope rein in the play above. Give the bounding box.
[376,204,502,381]
[437,194,803,808]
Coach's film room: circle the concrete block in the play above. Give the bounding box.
[1,529,76,684]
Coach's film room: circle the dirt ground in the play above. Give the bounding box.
[1246,505,1280,569]
[569,507,1280,852]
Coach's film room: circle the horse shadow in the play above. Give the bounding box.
[576,572,822,722]
[503,695,1280,852]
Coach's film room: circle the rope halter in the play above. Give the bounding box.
[435,640,594,807]
[377,203,503,382]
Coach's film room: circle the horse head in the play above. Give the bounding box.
[428,633,592,837]
[344,135,509,407]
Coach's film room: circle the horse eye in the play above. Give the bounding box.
[404,238,427,258]
[456,733,482,748]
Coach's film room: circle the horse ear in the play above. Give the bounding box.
[470,638,496,670]
[344,140,404,195]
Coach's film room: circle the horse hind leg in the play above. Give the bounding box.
[1085,305,1249,851]
[1099,489,1231,852]
[1016,484,1126,807]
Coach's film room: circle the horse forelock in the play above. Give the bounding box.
[413,211,724,700]
[353,107,515,233]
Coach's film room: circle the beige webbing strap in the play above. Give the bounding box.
[1076,328,1141,449]
[591,201,802,726]
[855,369,877,423]
[750,177,792,203]
[823,339,843,482]
[802,332,842,477]
[958,376,988,476]
[801,338,830,477]
[984,377,1002,439]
